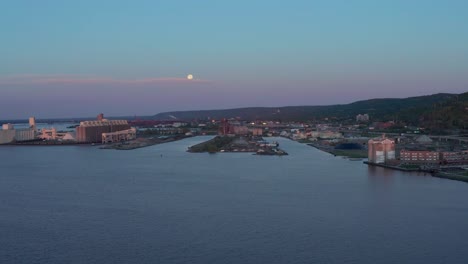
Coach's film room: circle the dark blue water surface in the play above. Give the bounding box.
[1,136,467,264]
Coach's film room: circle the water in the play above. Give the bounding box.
[1,136,467,264]
[10,122,78,132]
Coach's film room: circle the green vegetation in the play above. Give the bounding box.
[420,93,468,133]
[154,93,466,129]
[400,164,421,170]
[331,149,367,159]
[188,136,235,153]
[435,172,468,183]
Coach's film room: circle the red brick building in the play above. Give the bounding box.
[400,150,439,164]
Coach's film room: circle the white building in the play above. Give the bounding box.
[0,124,15,144]
[0,123,36,143]
[62,132,76,141]
[15,128,35,142]
[356,114,370,122]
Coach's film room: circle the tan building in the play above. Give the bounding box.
[76,120,131,143]
[29,117,36,131]
[2,124,14,130]
[102,128,137,143]
[1,122,35,143]
[41,128,58,140]
[368,136,395,164]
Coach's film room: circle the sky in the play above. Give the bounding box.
[1,0,467,119]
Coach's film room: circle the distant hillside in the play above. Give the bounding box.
[419,92,468,131]
[154,93,463,125]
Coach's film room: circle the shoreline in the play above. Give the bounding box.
[301,139,468,184]
[364,161,468,184]
[0,135,192,150]
[188,136,288,155]
[100,135,191,150]
[305,142,367,159]
[0,142,92,147]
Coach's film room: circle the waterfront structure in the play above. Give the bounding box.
[368,135,395,164]
[15,128,35,142]
[41,128,57,140]
[75,113,132,143]
[399,150,468,165]
[400,150,439,164]
[0,123,35,143]
[0,124,15,144]
[102,128,137,143]
[440,151,467,164]
[29,117,36,131]
[76,120,131,143]
[62,132,76,141]
[0,124,36,144]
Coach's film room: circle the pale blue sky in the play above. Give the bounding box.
[1,0,467,118]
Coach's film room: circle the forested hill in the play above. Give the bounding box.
[154,92,467,127]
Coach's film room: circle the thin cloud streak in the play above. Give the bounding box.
[0,74,213,85]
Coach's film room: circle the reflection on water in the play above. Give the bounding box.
[367,165,396,188]
[0,136,468,264]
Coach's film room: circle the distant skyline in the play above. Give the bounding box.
[1,0,467,119]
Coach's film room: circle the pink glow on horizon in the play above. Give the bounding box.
[0,74,213,85]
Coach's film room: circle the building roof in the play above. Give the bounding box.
[415,135,433,143]
[79,120,129,127]
[369,135,395,144]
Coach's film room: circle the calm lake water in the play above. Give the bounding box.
[1,136,467,264]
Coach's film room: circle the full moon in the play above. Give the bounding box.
[187,74,193,80]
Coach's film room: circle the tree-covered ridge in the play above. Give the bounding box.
[154,92,468,130]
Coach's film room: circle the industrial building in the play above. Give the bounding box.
[368,135,395,164]
[76,120,131,143]
[15,128,35,142]
[40,128,58,140]
[0,123,36,144]
[102,128,137,143]
[29,117,36,131]
[0,124,16,144]
[75,114,132,143]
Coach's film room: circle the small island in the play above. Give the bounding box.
[188,136,288,156]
